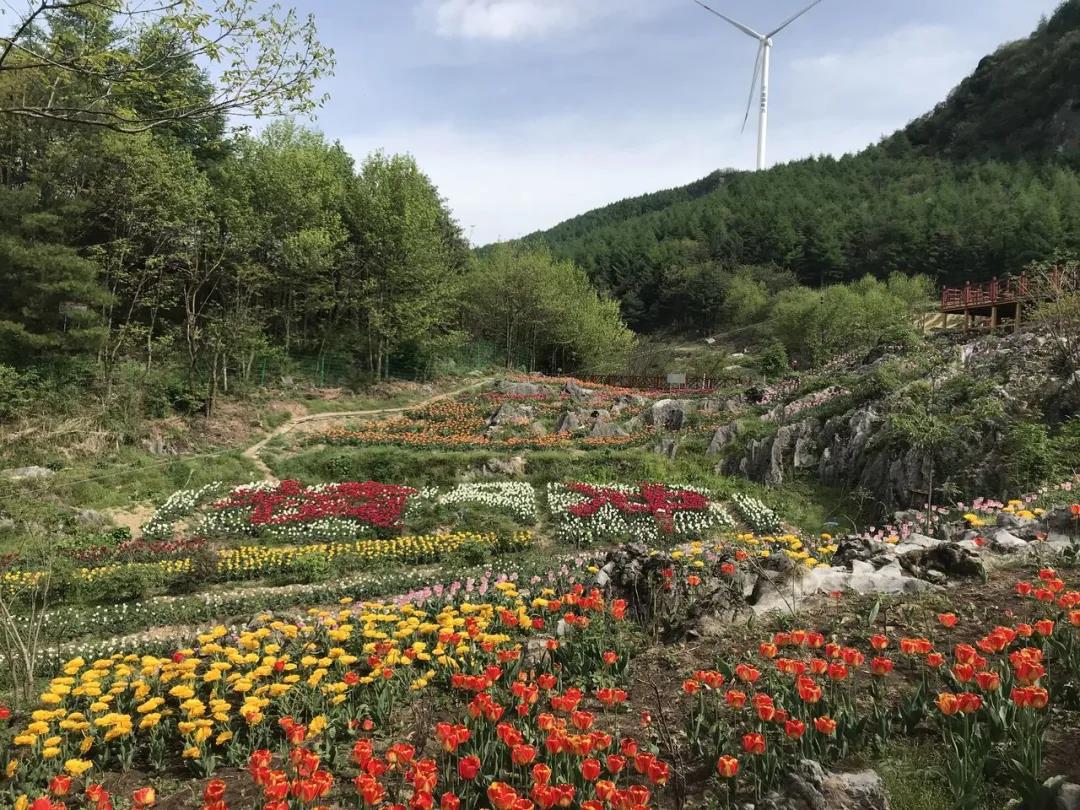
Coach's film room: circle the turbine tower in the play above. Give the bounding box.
[693,0,825,171]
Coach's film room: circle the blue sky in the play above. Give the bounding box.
[301,0,1063,244]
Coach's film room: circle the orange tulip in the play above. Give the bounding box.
[937,613,958,628]
[870,657,893,676]
[132,787,156,808]
[814,715,837,735]
[937,692,960,716]
[716,755,740,778]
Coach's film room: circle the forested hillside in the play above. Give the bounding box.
[0,1,633,424]
[522,0,1080,334]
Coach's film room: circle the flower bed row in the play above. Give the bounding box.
[731,493,783,534]
[413,482,539,523]
[5,554,599,676]
[681,567,1080,806]
[204,480,418,541]
[3,533,534,606]
[0,577,662,809]
[547,482,734,546]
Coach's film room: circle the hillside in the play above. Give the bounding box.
[899,1,1080,162]
[518,0,1080,333]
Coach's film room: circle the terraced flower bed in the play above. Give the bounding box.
[547,482,734,546]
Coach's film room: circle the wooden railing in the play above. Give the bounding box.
[940,274,1030,311]
[579,374,733,391]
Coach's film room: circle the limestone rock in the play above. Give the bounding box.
[483,455,526,477]
[989,528,1032,554]
[554,412,581,434]
[1055,781,1080,810]
[647,399,695,430]
[707,422,739,456]
[528,421,547,437]
[756,761,889,810]
[488,401,534,426]
[590,421,628,439]
[76,509,110,528]
[561,381,593,401]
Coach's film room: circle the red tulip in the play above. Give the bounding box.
[132,787,156,808]
[784,719,806,739]
[457,756,481,781]
[581,759,601,781]
[203,780,227,803]
[49,776,72,797]
[741,733,766,755]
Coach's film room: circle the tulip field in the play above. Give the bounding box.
[1,376,1079,809]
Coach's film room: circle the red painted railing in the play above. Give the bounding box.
[940,274,1030,311]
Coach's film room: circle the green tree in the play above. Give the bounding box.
[0,0,333,131]
[463,244,633,372]
[349,152,465,377]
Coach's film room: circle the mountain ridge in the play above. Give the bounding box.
[507,1,1080,333]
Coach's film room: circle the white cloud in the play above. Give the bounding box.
[341,19,1047,244]
[419,0,616,41]
[789,25,980,115]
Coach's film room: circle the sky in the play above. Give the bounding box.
[300,0,1064,245]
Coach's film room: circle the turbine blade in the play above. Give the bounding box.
[767,0,825,37]
[692,0,763,39]
[741,43,763,134]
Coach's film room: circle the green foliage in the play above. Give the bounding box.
[897,0,1080,164]
[758,340,789,379]
[768,274,932,367]
[0,0,333,131]
[462,244,634,373]
[1003,421,1057,492]
[77,564,167,604]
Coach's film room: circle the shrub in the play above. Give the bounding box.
[759,340,789,379]
[78,564,166,603]
[1003,421,1056,493]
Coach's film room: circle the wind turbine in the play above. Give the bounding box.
[693,0,825,171]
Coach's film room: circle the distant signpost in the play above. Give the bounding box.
[666,372,687,387]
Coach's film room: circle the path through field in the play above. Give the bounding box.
[241,378,493,480]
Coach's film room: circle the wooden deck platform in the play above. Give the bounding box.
[939,274,1036,331]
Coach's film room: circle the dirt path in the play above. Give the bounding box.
[241,378,493,480]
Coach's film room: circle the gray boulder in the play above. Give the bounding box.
[590,421,628,439]
[561,381,593,401]
[488,401,534,426]
[494,379,544,397]
[756,760,889,810]
[647,399,695,430]
[989,528,1033,554]
[528,421,547,437]
[706,422,739,456]
[483,455,527,477]
[554,412,581,434]
[76,509,110,528]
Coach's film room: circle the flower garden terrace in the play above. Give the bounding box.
[309,376,738,453]
[0,574,666,809]
[0,478,813,607]
[0,538,1078,808]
